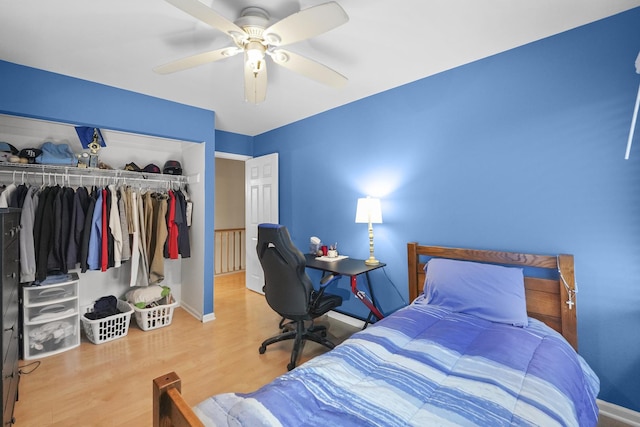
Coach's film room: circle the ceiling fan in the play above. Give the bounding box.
[155,0,349,104]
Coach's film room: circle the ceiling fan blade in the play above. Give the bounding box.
[244,54,267,104]
[263,2,348,47]
[164,0,246,40]
[154,47,241,74]
[270,49,347,89]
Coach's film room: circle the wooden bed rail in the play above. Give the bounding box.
[153,372,204,427]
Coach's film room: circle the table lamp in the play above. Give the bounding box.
[355,196,383,265]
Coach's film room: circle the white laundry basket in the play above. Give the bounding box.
[132,296,177,331]
[81,300,133,344]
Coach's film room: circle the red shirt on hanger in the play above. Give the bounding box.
[167,190,179,259]
[101,188,108,272]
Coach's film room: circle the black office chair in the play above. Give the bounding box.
[256,223,343,371]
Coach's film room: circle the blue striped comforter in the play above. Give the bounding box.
[195,300,599,426]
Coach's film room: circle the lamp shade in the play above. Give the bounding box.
[355,197,382,224]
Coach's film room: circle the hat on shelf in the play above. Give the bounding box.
[142,163,161,174]
[124,162,142,172]
[0,142,18,154]
[18,148,42,164]
[163,160,182,175]
[0,142,18,162]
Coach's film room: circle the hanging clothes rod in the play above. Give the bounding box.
[0,163,196,186]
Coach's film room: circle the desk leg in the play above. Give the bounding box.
[364,272,378,327]
[350,275,384,326]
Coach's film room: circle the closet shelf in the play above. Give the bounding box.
[0,163,197,187]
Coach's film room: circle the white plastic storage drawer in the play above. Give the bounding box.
[24,299,78,324]
[23,317,79,359]
[23,282,78,305]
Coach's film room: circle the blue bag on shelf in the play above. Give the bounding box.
[36,142,78,166]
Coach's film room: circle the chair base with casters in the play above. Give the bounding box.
[259,311,339,371]
[259,273,342,371]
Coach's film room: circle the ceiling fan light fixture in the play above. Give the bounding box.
[246,40,266,73]
[271,50,289,64]
[264,32,281,45]
[221,47,242,57]
[228,30,248,44]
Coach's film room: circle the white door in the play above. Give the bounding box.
[245,153,279,293]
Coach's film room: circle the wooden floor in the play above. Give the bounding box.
[13,272,360,426]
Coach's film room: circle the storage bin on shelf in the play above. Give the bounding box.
[132,296,177,331]
[81,299,133,344]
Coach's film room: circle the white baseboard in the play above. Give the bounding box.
[328,311,365,329]
[177,301,216,322]
[177,301,194,318]
[598,400,640,426]
[201,312,216,323]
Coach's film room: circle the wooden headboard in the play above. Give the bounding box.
[407,243,578,351]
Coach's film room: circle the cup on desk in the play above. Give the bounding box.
[321,245,328,256]
[327,249,338,258]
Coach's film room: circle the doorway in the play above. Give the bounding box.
[214,154,248,275]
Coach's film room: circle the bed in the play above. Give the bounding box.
[153,243,599,426]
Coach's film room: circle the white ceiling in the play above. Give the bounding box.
[1,0,639,136]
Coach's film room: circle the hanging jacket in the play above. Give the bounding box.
[136,190,150,286]
[148,192,168,284]
[47,186,64,272]
[35,186,59,282]
[0,183,17,208]
[101,188,109,271]
[80,188,97,273]
[165,190,179,260]
[128,189,141,287]
[175,190,191,258]
[118,186,130,262]
[20,186,38,283]
[13,184,28,208]
[108,184,123,268]
[66,186,90,271]
[57,186,74,273]
[87,190,104,271]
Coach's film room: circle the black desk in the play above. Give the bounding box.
[305,254,386,327]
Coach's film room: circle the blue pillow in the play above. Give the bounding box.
[424,258,528,327]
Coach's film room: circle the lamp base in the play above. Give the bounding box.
[364,257,380,266]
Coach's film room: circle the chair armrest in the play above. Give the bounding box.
[320,273,341,287]
[311,274,342,308]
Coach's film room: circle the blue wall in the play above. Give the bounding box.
[253,8,640,411]
[215,130,253,156]
[0,60,217,315]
